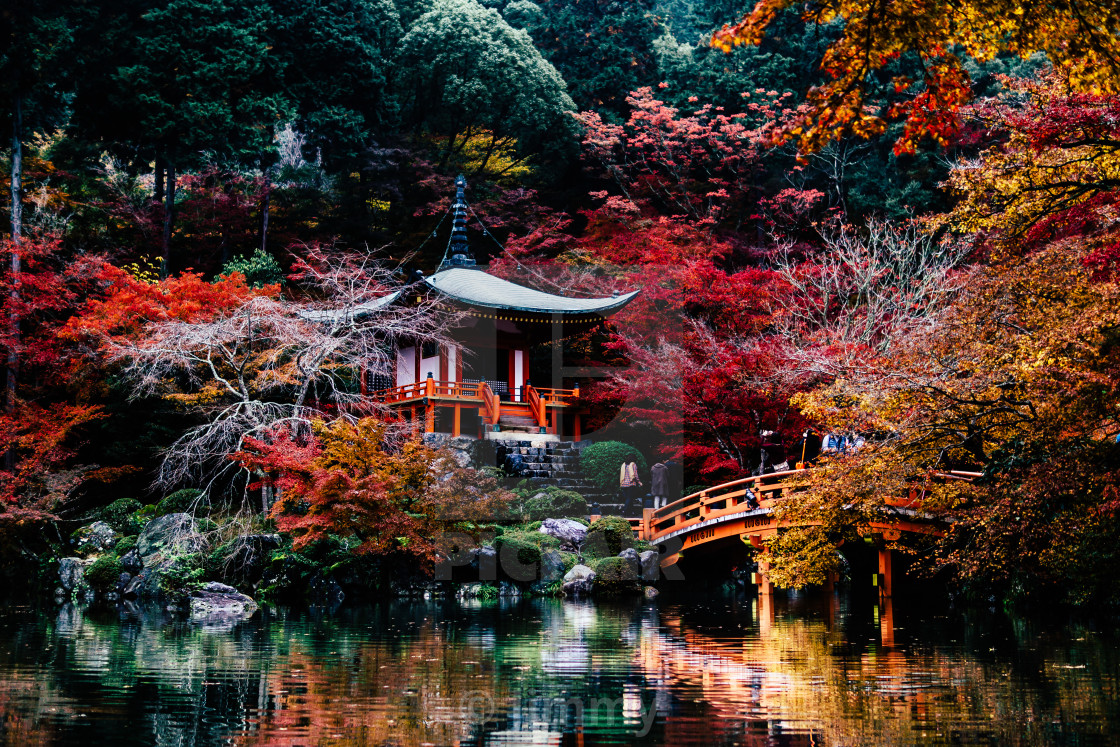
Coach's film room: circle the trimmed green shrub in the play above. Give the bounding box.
[85,556,124,591]
[583,516,636,558]
[99,498,144,534]
[683,484,710,498]
[524,488,588,520]
[580,441,647,492]
[221,247,284,288]
[590,556,641,596]
[156,489,205,517]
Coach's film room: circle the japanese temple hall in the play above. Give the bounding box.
[367,176,638,439]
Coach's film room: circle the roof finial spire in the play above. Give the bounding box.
[440,174,476,270]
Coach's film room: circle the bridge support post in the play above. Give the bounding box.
[452,404,461,437]
[878,548,893,598]
[757,561,773,597]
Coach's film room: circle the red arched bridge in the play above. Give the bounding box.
[608,468,976,597]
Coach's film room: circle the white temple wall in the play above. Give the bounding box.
[420,352,440,380]
[396,345,416,386]
[447,346,458,383]
[513,349,525,401]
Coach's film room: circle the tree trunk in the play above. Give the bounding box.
[161,161,176,279]
[6,93,23,468]
[154,153,164,202]
[259,166,271,254]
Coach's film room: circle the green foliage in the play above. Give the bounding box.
[267,0,402,166]
[395,0,577,174]
[558,551,578,573]
[158,554,205,596]
[156,489,205,517]
[521,0,661,117]
[258,534,372,600]
[221,248,285,289]
[580,441,647,492]
[589,556,641,595]
[583,517,636,558]
[84,555,124,591]
[683,484,709,498]
[99,498,144,535]
[70,0,289,172]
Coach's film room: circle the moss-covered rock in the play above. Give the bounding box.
[113,535,138,557]
[99,498,145,535]
[590,556,641,596]
[583,517,636,558]
[493,530,561,582]
[70,521,119,556]
[85,555,124,592]
[523,488,588,520]
[137,513,205,559]
[155,489,206,517]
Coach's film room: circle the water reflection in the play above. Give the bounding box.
[0,592,1116,746]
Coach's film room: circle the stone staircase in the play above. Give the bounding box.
[496,412,540,434]
[493,439,621,512]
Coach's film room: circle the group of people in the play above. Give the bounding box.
[616,430,869,513]
[619,458,681,512]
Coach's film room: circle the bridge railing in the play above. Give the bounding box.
[641,468,979,543]
[646,470,811,541]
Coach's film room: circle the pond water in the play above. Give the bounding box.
[0,591,1117,746]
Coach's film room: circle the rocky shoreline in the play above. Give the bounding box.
[51,509,669,623]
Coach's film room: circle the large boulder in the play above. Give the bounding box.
[138,513,206,560]
[561,564,596,597]
[476,546,498,580]
[189,582,258,621]
[126,513,208,601]
[540,550,567,583]
[540,519,587,549]
[71,521,118,556]
[119,549,143,575]
[639,550,660,582]
[618,548,641,577]
[58,557,87,591]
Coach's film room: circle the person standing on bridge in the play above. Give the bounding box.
[650,461,669,509]
[620,460,642,512]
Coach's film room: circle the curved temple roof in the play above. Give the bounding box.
[424,267,638,316]
[295,290,403,323]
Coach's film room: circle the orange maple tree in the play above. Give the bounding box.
[713,0,1120,154]
[236,418,513,565]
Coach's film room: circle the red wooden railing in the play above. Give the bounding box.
[480,381,500,425]
[533,386,579,407]
[646,470,808,541]
[370,380,580,408]
[524,383,547,428]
